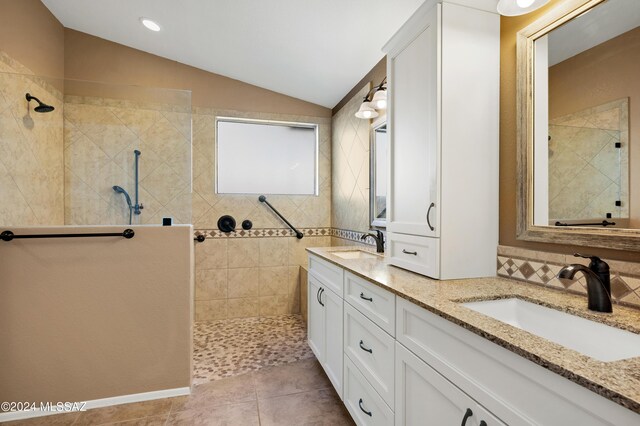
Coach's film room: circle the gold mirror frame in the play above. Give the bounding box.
[516,0,640,251]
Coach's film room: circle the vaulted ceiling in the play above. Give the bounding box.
[42,0,424,107]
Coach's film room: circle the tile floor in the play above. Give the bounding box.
[193,315,314,384]
[4,359,354,426]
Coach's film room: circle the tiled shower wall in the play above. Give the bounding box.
[192,108,332,320]
[64,96,192,225]
[0,52,64,225]
[497,245,640,309]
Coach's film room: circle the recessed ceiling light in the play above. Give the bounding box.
[140,17,161,32]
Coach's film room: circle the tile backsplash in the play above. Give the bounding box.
[498,245,640,309]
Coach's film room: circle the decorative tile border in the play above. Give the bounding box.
[193,227,376,246]
[194,227,331,239]
[497,245,640,309]
[331,228,375,246]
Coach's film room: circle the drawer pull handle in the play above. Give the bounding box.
[358,398,372,417]
[359,340,373,353]
[402,249,417,256]
[461,408,473,426]
[427,202,435,231]
[360,292,373,302]
[318,288,324,307]
[316,287,321,304]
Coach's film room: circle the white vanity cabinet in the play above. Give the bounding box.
[384,0,500,279]
[308,255,344,398]
[307,255,640,426]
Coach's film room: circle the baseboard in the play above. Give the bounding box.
[0,387,191,422]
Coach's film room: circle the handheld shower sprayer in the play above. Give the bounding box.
[113,186,133,225]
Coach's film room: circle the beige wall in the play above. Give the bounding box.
[0,53,64,226]
[332,84,372,234]
[64,29,331,118]
[64,95,192,225]
[0,225,192,403]
[192,108,332,321]
[549,27,640,225]
[0,0,64,80]
[500,1,640,262]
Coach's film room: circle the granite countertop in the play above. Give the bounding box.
[306,246,640,414]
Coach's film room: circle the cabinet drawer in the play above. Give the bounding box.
[344,356,394,426]
[308,254,344,295]
[344,272,396,336]
[396,341,505,426]
[344,303,395,409]
[388,233,439,279]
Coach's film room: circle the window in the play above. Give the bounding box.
[216,118,318,195]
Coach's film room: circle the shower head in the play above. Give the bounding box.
[25,93,55,113]
[112,185,132,208]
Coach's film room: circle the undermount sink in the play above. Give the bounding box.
[462,298,640,362]
[332,250,379,260]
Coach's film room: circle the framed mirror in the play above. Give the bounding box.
[517,0,640,250]
[370,117,388,228]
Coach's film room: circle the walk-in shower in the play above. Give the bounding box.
[113,150,143,225]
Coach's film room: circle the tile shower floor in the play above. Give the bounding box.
[193,314,315,385]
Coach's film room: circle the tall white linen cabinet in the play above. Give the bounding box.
[384,0,500,279]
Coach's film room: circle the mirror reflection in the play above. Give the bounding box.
[370,120,387,227]
[533,0,639,229]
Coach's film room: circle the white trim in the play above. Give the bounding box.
[0,387,191,422]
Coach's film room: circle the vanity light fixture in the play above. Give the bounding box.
[497,0,550,16]
[140,17,161,32]
[355,77,387,119]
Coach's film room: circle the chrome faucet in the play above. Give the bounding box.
[361,230,385,253]
[557,253,612,313]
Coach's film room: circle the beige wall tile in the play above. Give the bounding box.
[259,266,289,296]
[195,239,228,269]
[259,295,289,317]
[259,238,288,266]
[195,269,227,301]
[227,298,259,319]
[195,299,228,321]
[228,238,260,268]
[228,267,259,298]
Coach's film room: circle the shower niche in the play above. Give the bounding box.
[0,70,192,227]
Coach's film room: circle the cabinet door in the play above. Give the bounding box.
[388,4,439,238]
[395,343,505,426]
[307,274,324,363]
[323,287,344,398]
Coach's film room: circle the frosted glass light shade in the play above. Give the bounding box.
[497,0,550,16]
[355,101,379,119]
[371,89,387,110]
